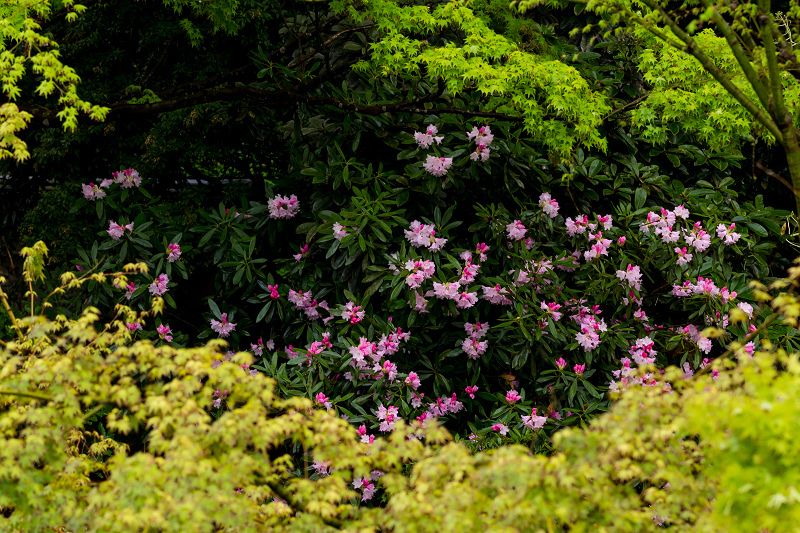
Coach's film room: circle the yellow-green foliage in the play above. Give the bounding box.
[3,246,800,531]
[331,0,611,157]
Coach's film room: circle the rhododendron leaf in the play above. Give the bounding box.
[208,299,222,320]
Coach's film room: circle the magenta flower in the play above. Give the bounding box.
[405,371,421,390]
[465,385,478,399]
[506,390,522,403]
[148,274,169,296]
[267,284,280,299]
[210,313,237,337]
[157,324,173,342]
[555,357,566,370]
[293,243,309,262]
[491,423,509,435]
[315,392,332,410]
[125,282,136,300]
[573,364,585,375]
[167,243,182,263]
[126,322,142,332]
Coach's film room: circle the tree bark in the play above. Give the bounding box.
[780,125,800,216]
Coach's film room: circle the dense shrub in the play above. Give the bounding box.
[3,247,800,531]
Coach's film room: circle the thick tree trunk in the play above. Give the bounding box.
[781,125,800,216]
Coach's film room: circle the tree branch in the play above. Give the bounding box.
[637,0,783,142]
[700,0,771,112]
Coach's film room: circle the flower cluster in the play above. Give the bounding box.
[157,324,173,342]
[268,194,300,219]
[341,301,365,324]
[467,125,493,162]
[405,220,447,250]
[148,274,169,296]
[113,168,142,188]
[462,321,489,359]
[423,155,453,177]
[107,221,134,240]
[414,124,444,149]
[539,193,559,218]
[166,243,181,263]
[332,222,348,240]
[521,407,547,430]
[404,259,436,289]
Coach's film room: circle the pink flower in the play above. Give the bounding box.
[482,284,512,305]
[267,284,280,299]
[414,124,444,149]
[315,392,333,410]
[341,301,365,324]
[491,423,509,435]
[597,214,613,230]
[455,290,478,309]
[618,236,626,246]
[539,193,559,218]
[167,243,181,263]
[405,371,421,390]
[332,222,348,240]
[506,390,522,403]
[432,281,460,300]
[210,313,237,337]
[462,337,488,359]
[674,205,690,219]
[124,282,136,300]
[126,322,142,332]
[465,385,478,399]
[376,404,399,432]
[107,221,126,240]
[148,274,169,296]
[465,321,489,339]
[555,357,566,370]
[716,223,741,245]
[82,182,107,201]
[268,194,300,219]
[675,246,693,266]
[475,242,490,261]
[467,125,494,146]
[697,337,712,354]
[506,220,527,241]
[293,243,309,262]
[738,302,754,318]
[115,168,142,188]
[311,460,330,477]
[573,364,585,375]
[423,155,453,177]
[157,324,173,342]
[521,408,547,430]
[541,301,562,321]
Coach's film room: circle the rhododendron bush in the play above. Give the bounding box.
[3,250,800,531]
[7,121,792,452]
